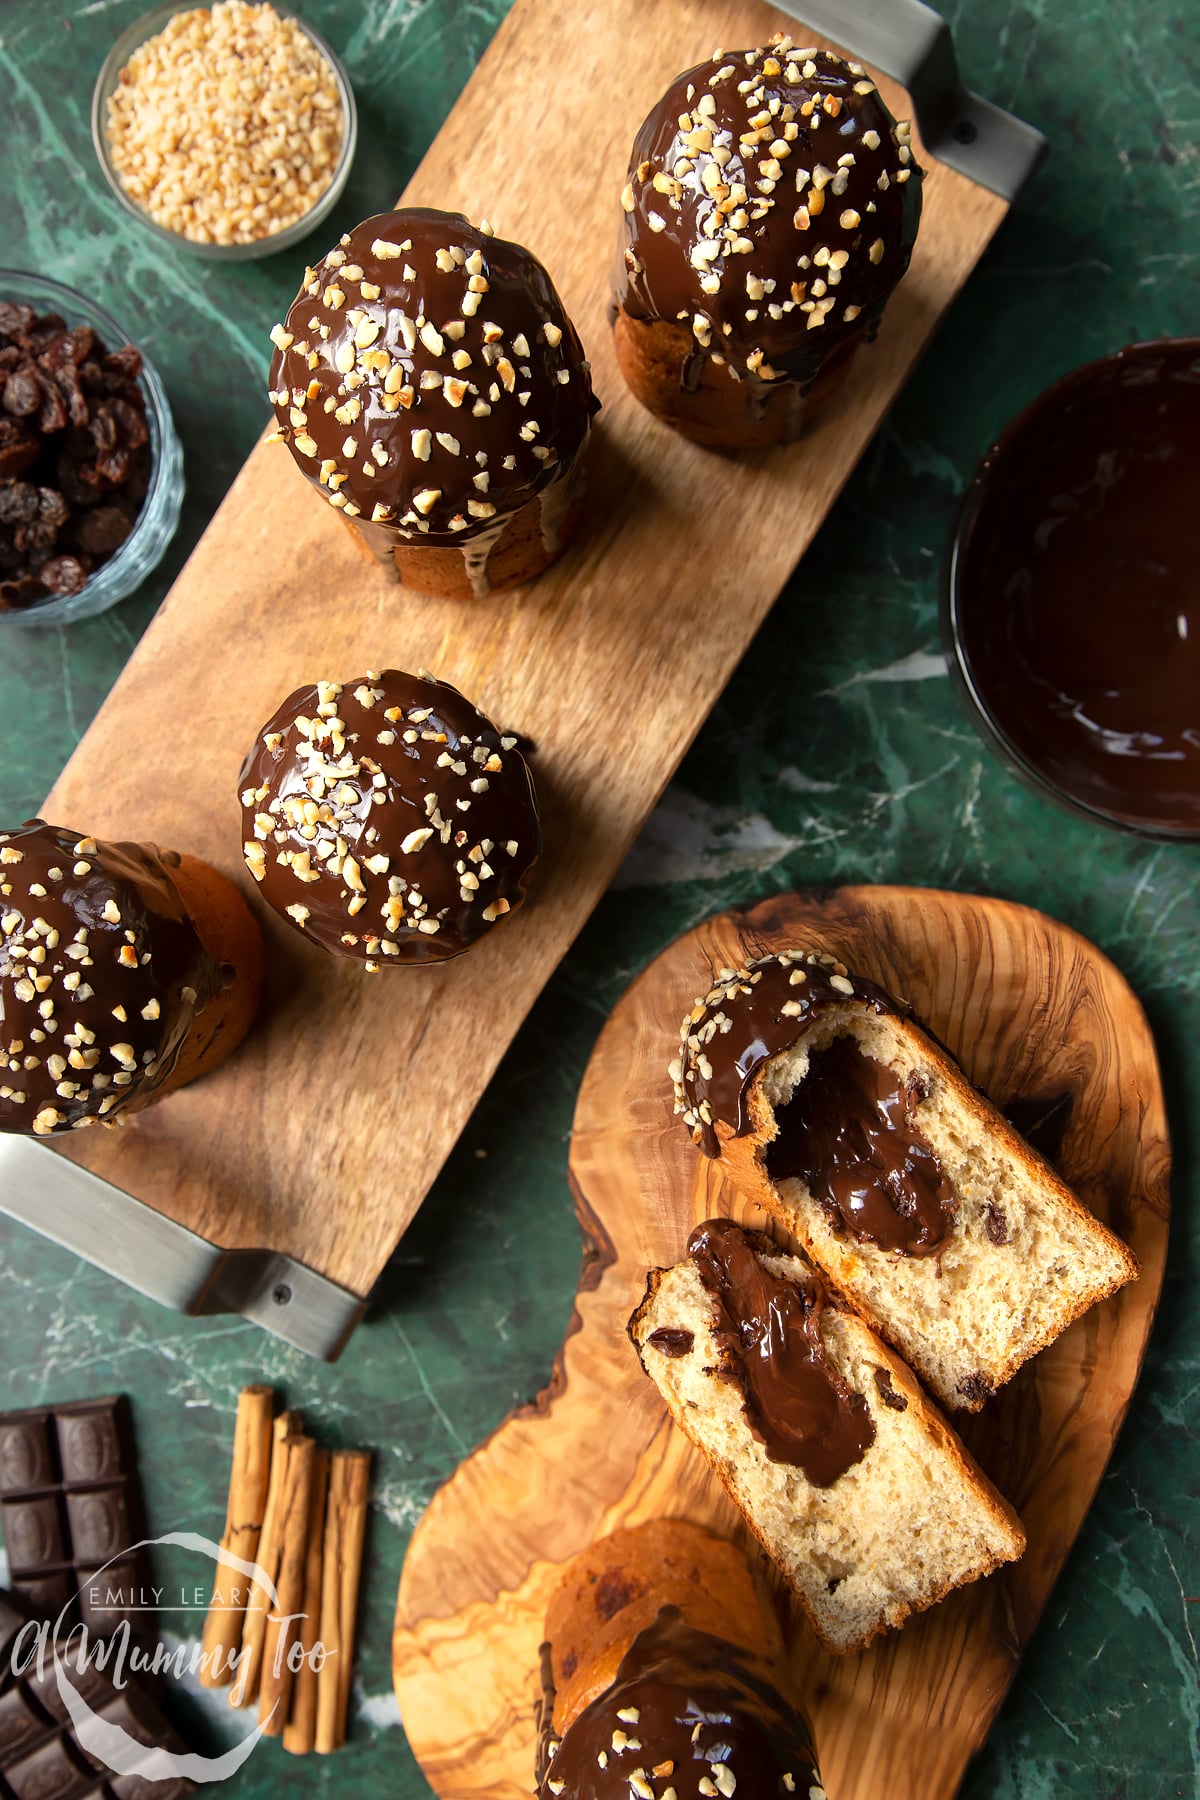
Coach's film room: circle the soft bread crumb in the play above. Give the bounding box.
[631,1246,1026,1655]
[742,1003,1139,1409]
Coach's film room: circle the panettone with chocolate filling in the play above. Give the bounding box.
[671,950,1139,1410]
[0,820,263,1135]
[614,38,923,446]
[239,669,539,967]
[268,208,597,599]
[630,1220,1025,1653]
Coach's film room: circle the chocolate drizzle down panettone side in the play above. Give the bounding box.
[617,40,922,406]
[0,821,227,1136]
[267,207,597,549]
[239,669,540,967]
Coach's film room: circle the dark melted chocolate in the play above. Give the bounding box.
[688,1218,875,1485]
[952,338,1200,835]
[766,1036,956,1256]
[672,948,899,1156]
[538,1605,821,1800]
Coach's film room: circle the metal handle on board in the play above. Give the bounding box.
[770,0,1047,201]
[0,1137,367,1361]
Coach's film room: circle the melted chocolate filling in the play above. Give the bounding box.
[688,1218,874,1486]
[952,338,1200,835]
[766,1036,957,1256]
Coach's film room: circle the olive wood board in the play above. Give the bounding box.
[392,887,1169,1799]
[38,0,1008,1299]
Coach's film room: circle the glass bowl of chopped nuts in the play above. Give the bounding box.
[91,1,357,260]
[0,272,185,628]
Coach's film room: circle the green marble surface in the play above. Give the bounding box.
[0,0,1197,1794]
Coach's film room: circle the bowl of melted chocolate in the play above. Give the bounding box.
[945,338,1200,838]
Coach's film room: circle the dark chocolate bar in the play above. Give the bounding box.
[0,1587,194,1797]
[0,1399,151,1641]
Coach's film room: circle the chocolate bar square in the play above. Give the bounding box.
[1,1496,68,1578]
[53,1411,125,1490]
[63,1489,133,1568]
[0,1683,54,1759]
[3,1728,92,1799]
[0,1417,57,1499]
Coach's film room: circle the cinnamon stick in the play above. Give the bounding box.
[314,1449,371,1753]
[282,1447,329,1756]
[199,1385,276,1689]
[258,1434,315,1736]
[229,1409,303,1709]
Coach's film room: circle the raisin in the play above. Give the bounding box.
[74,505,131,555]
[90,406,117,452]
[2,369,41,417]
[873,1366,909,1411]
[55,365,90,429]
[34,370,67,434]
[0,481,38,524]
[103,344,142,381]
[38,553,89,596]
[57,453,102,507]
[593,1570,637,1620]
[95,445,131,486]
[27,313,67,354]
[0,302,36,340]
[14,516,60,554]
[0,420,39,479]
[110,397,148,449]
[0,574,47,609]
[36,487,69,531]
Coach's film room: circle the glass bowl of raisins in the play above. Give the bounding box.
[0,272,184,627]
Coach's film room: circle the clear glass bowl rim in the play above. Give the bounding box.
[90,0,358,261]
[0,268,185,629]
[942,334,1200,844]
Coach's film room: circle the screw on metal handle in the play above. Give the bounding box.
[0,1137,367,1360]
[767,0,1047,201]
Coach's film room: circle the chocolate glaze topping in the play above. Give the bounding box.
[952,338,1200,835]
[538,1605,822,1800]
[0,821,227,1136]
[688,1219,874,1485]
[617,40,921,406]
[766,1036,957,1256]
[239,669,539,967]
[268,208,596,546]
[671,948,898,1155]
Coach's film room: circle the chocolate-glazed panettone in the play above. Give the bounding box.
[614,38,923,446]
[536,1522,824,1800]
[669,946,1138,1414]
[268,208,597,599]
[239,669,540,968]
[0,821,263,1136]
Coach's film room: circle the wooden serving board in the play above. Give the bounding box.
[41,0,1008,1297]
[393,887,1169,1799]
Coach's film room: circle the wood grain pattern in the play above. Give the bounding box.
[393,888,1169,1799]
[39,0,1008,1295]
